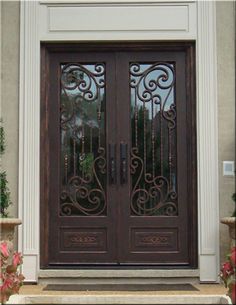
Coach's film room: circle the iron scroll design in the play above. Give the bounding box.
[130,62,178,216]
[60,63,107,216]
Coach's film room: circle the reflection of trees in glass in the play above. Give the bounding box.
[131,102,176,216]
[61,91,105,178]
[131,104,169,179]
[61,65,106,215]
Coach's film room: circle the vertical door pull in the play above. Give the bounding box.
[120,143,127,184]
[109,144,116,184]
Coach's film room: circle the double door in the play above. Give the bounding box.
[40,43,197,268]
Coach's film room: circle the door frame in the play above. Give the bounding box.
[40,42,197,269]
[18,1,219,282]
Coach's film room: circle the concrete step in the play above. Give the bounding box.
[8,283,230,304]
[9,294,231,304]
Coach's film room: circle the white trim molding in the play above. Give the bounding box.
[19,0,219,282]
[196,0,219,282]
[18,1,40,282]
[38,0,197,40]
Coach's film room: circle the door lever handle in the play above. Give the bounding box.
[109,144,116,184]
[120,143,127,184]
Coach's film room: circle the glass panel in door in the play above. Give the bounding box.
[60,63,107,216]
[130,62,177,216]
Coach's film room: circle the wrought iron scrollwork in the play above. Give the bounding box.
[130,62,178,216]
[60,63,106,216]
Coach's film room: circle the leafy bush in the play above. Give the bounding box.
[0,118,5,155]
[232,193,236,217]
[0,172,12,217]
[220,246,236,304]
[0,120,12,217]
[0,241,24,304]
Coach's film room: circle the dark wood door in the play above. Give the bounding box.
[41,43,197,268]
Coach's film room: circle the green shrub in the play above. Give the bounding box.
[0,120,12,217]
[232,193,236,217]
[0,118,5,155]
[0,171,12,217]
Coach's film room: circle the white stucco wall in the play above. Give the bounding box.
[216,1,235,263]
[1,0,20,218]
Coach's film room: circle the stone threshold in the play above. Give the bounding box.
[38,269,200,285]
[8,294,231,304]
[39,269,200,278]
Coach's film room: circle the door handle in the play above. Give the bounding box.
[109,144,116,184]
[120,143,127,184]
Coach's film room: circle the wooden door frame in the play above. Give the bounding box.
[40,42,197,269]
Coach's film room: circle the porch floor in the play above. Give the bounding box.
[19,283,227,296]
